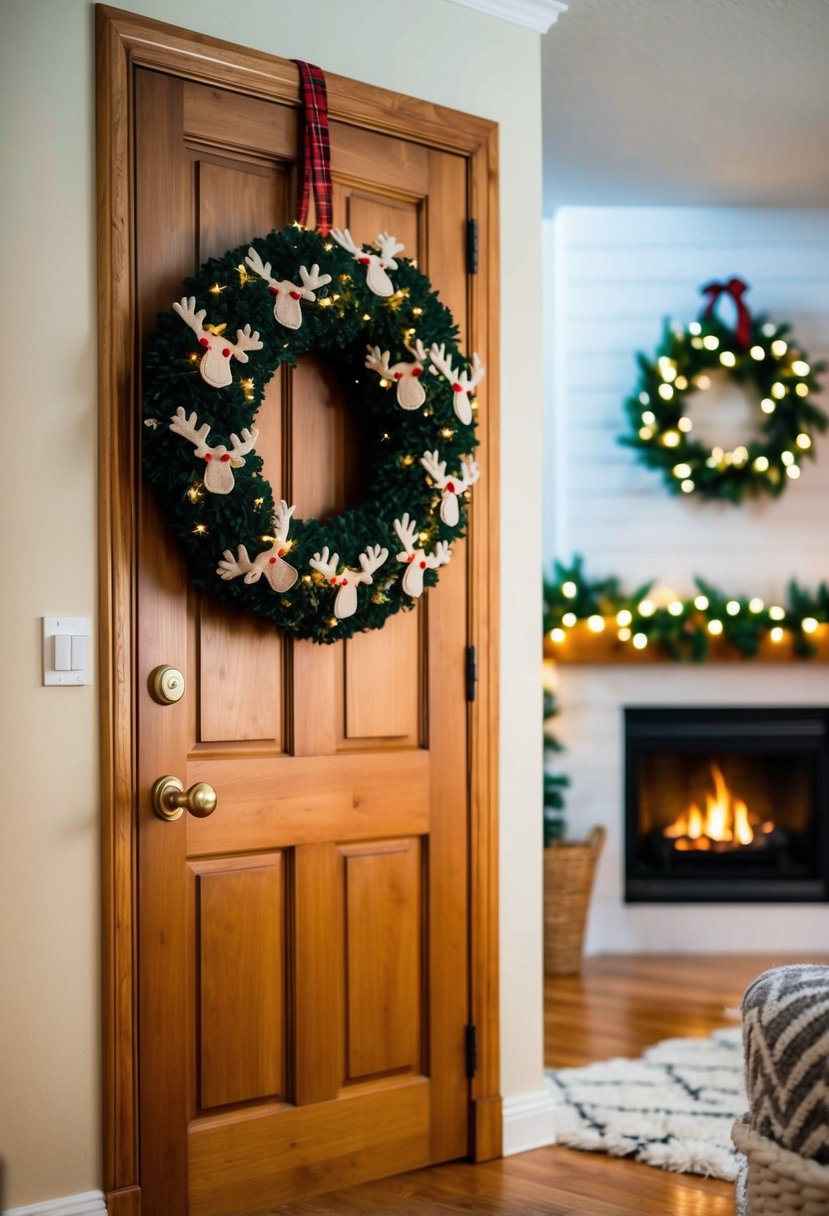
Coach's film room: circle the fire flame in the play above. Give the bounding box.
[663,763,764,852]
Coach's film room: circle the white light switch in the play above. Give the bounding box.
[43,617,92,685]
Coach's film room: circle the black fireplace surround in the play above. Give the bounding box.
[624,707,829,903]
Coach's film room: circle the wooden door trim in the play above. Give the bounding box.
[96,5,500,1202]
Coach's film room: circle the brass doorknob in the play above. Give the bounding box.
[152,775,217,821]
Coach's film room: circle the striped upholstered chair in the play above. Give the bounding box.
[733,965,829,1215]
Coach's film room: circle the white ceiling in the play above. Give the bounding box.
[542,0,829,212]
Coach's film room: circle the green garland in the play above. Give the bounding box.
[619,287,826,503]
[143,225,480,643]
[544,556,829,661]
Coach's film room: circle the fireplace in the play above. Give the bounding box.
[624,707,829,903]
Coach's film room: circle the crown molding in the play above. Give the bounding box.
[445,0,568,33]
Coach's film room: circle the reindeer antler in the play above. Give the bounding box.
[420,449,448,487]
[460,454,480,488]
[309,546,340,581]
[273,500,295,546]
[172,296,208,337]
[298,263,332,299]
[169,407,211,456]
[330,228,361,256]
[393,514,419,558]
[465,352,486,392]
[405,338,428,363]
[428,342,459,383]
[356,544,389,582]
[233,324,264,359]
[217,545,254,581]
[428,541,452,569]
[228,427,259,462]
[375,232,404,266]
[244,246,276,287]
[365,346,394,378]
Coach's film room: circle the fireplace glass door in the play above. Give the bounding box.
[624,708,829,902]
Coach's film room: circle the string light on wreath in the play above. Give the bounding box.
[543,556,829,661]
[620,280,827,502]
[142,224,482,643]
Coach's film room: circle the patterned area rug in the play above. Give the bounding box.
[546,1026,746,1180]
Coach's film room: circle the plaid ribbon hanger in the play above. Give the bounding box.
[293,60,333,237]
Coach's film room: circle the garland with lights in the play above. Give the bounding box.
[544,556,829,661]
[619,279,826,502]
[142,225,482,644]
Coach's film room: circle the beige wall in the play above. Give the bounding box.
[0,0,544,1206]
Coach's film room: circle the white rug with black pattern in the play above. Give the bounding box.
[545,1026,746,1180]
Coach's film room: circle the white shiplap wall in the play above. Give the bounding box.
[545,207,829,953]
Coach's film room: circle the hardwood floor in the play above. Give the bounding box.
[269,953,829,1215]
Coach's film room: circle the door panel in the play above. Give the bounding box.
[136,65,471,1214]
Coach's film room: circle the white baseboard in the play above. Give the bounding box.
[4,1190,107,1216]
[502,1087,558,1156]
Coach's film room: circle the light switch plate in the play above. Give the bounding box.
[43,616,92,685]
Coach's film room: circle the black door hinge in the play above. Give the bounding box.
[466,645,478,703]
[466,219,478,275]
[465,1024,478,1078]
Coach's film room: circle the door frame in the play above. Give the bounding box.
[96,7,500,1211]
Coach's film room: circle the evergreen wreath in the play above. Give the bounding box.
[142,225,482,644]
[620,279,826,503]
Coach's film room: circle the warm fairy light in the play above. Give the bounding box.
[707,619,723,636]
[667,601,683,617]
[770,626,784,642]
[254,497,264,507]
[797,433,812,449]
[241,378,255,401]
[781,450,794,466]
[786,465,801,480]
[639,426,654,440]
[659,358,677,382]
[749,598,765,613]
[632,633,648,650]
[187,484,202,503]
[418,531,429,543]
[362,313,372,322]
[440,427,455,439]
[675,375,688,390]
[703,335,720,350]
[802,617,819,634]
[401,454,415,466]
[616,609,633,627]
[753,456,770,472]
[662,430,680,447]
[379,378,391,388]
[762,322,776,337]
[209,283,225,295]
[720,350,736,367]
[678,416,693,432]
[771,382,786,399]
[771,339,788,357]
[641,410,656,425]
[792,359,810,377]
[681,479,695,493]
[638,599,655,617]
[732,446,748,465]
[695,375,711,390]
[618,627,632,642]
[688,321,701,335]
[795,383,810,397]
[562,612,577,628]
[760,398,775,414]
[412,306,424,316]
[769,606,785,621]
[193,524,208,535]
[323,241,333,251]
[189,353,199,363]
[550,627,566,643]
[658,384,674,400]
[639,392,650,405]
[726,600,741,616]
[587,615,605,633]
[560,581,577,599]
[328,617,338,628]
[302,574,312,584]
[694,594,709,611]
[750,345,765,360]
[691,337,703,349]
[673,463,692,479]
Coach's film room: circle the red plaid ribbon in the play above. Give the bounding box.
[294,60,332,237]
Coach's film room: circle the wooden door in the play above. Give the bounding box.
[134,66,473,1215]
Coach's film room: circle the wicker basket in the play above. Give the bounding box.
[732,1115,829,1216]
[543,825,606,976]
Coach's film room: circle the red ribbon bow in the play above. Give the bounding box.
[699,278,752,347]
[293,60,332,237]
